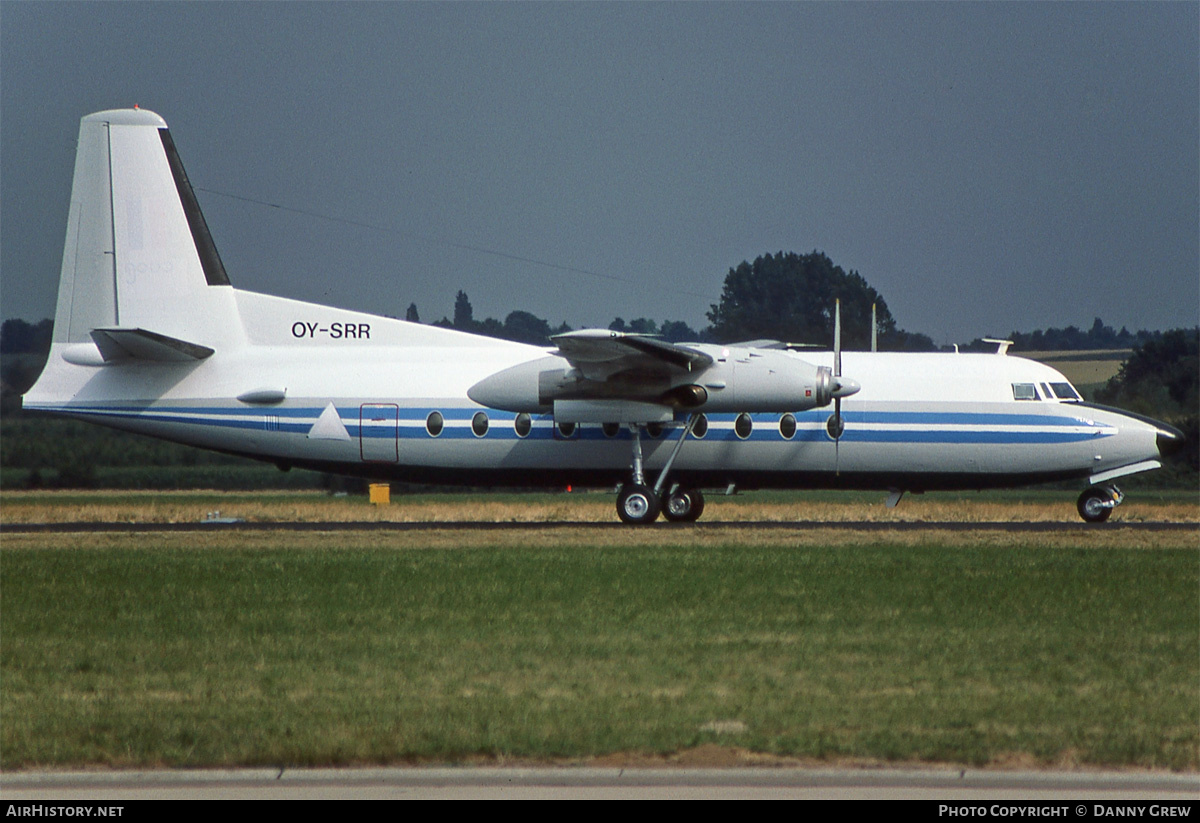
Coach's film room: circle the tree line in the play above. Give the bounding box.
[0,251,1178,355]
[400,252,934,349]
[962,317,1163,353]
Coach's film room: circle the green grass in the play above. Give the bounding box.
[2,535,1197,770]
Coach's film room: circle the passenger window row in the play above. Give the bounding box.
[420,412,806,440]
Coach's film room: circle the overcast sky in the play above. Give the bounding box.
[2,2,1197,344]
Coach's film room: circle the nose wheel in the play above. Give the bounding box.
[1077,485,1122,523]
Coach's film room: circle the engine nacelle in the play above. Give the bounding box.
[691,351,835,413]
[467,356,669,412]
[468,349,853,415]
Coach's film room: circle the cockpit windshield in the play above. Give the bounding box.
[1049,382,1081,401]
[1012,381,1081,402]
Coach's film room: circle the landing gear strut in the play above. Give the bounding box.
[1077,485,1122,523]
[615,416,703,524]
[616,424,659,524]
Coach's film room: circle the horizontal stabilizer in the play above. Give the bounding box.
[90,327,215,362]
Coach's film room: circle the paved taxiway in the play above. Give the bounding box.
[4,767,1198,800]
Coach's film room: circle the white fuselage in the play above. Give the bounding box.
[25,290,1164,492]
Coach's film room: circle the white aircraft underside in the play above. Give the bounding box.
[24,109,1184,523]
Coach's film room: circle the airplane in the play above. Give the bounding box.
[23,108,1186,524]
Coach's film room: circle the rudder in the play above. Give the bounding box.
[52,108,241,349]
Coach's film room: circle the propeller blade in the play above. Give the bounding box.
[833,298,842,378]
[834,395,841,475]
[831,299,846,474]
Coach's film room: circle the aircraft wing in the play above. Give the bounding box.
[550,330,712,380]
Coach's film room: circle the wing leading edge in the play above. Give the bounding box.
[550,330,712,376]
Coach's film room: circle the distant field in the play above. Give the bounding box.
[1023,349,1130,389]
[2,529,1195,770]
[3,487,1197,525]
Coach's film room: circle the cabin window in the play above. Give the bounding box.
[514,413,531,438]
[1011,383,1039,401]
[602,422,620,438]
[690,414,708,439]
[646,422,664,438]
[1050,382,1081,401]
[557,421,577,438]
[779,413,797,440]
[471,412,489,437]
[735,413,753,439]
[426,411,444,437]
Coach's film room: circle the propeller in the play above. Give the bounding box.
[871,302,877,353]
[825,299,861,473]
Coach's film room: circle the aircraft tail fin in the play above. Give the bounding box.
[51,108,241,350]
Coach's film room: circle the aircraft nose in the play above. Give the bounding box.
[1156,422,1186,458]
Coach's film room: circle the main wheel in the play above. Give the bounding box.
[1077,487,1115,523]
[617,483,661,524]
[663,487,705,522]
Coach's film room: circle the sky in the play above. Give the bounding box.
[2,2,1197,345]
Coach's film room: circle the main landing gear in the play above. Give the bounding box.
[616,482,706,524]
[1077,485,1123,523]
[616,416,705,524]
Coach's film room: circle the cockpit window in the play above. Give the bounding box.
[1050,382,1080,401]
[1012,383,1039,401]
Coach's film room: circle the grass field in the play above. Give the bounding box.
[2,521,1197,771]
[3,487,1198,525]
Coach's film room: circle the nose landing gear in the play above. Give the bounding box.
[1077,485,1123,523]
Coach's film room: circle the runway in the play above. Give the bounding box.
[4,766,1198,800]
[3,520,1195,534]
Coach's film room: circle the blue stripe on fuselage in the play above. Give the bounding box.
[29,403,1114,446]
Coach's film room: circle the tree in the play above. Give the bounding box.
[452,291,475,331]
[0,318,53,354]
[1097,328,1199,414]
[501,311,554,345]
[706,251,920,349]
[1095,327,1198,479]
[658,320,701,343]
[405,303,421,323]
